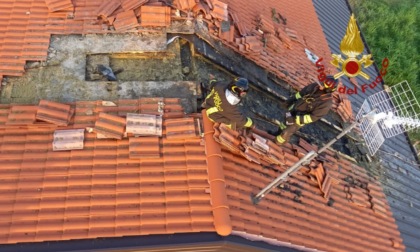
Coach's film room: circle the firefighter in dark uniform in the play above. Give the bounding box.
[274,75,338,145]
[202,77,254,130]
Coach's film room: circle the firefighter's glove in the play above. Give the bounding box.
[285,112,295,126]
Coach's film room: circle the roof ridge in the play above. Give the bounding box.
[202,109,232,236]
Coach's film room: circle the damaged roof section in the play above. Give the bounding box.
[0,0,173,84]
[195,0,353,121]
[0,0,353,122]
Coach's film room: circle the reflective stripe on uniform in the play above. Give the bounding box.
[276,135,286,143]
[303,114,312,124]
[279,122,287,130]
[206,107,219,115]
[295,92,301,99]
[205,88,215,100]
[296,116,303,126]
[244,117,253,127]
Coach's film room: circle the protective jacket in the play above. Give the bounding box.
[288,82,333,125]
[203,80,253,129]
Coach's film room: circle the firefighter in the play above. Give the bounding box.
[274,75,338,145]
[202,76,254,131]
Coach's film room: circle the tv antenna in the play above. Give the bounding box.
[252,80,420,204]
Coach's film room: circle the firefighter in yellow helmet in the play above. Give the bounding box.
[202,76,254,131]
[274,75,338,145]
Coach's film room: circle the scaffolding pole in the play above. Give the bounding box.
[251,120,360,205]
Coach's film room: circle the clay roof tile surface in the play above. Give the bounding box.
[174,0,196,10]
[44,0,74,12]
[120,0,148,11]
[94,112,126,139]
[113,10,139,31]
[97,0,122,18]
[211,0,228,21]
[36,99,74,126]
[0,99,216,244]
[140,5,171,27]
[0,0,404,249]
[201,112,404,252]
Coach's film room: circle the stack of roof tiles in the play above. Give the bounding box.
[0,100,405,252]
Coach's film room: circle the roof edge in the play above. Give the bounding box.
[231,231,322,252]
[202,109,232,236]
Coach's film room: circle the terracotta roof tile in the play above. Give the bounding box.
[6,105,38,125]
[320,172,340,199]
[113,10,139,31]
[219,24,234,42]
[121,0,148,11]
[52,129,85,151]
[228,10,248,36]
[139,98,185,118]
[36,100,74,126]
[94,112,126,139]
[140,6,171,27]
[97,0,121,18]
[74,5,100,20]
[117,99,139,116]
[164,117,199,139]
[126,113,163,136]
[0,100,215,244]
[174,0,196,10]
[129,136,160,158]
[211,0,228,21]
[256,14,275,34]
[203,0,213,9]
[44,0,73,13]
